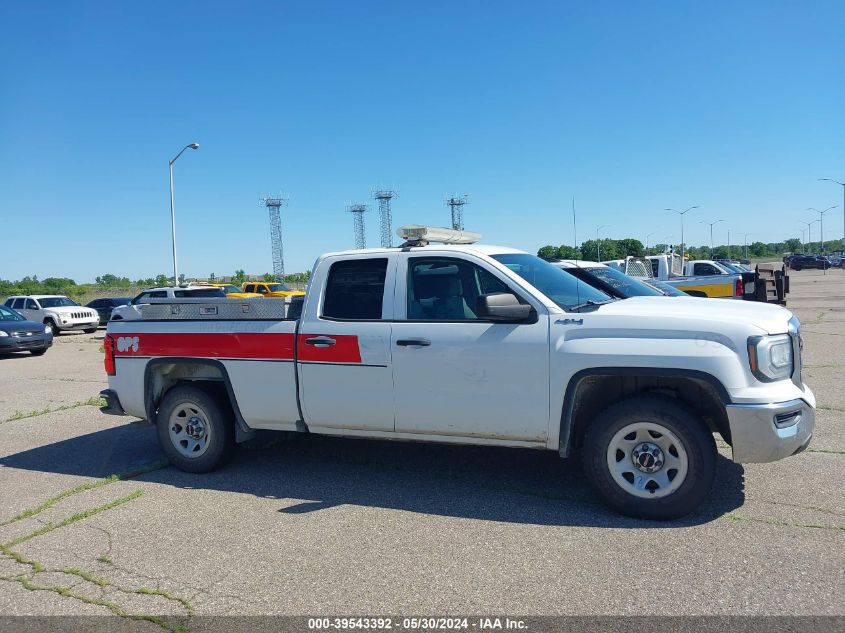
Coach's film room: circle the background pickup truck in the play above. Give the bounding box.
[101,226,814,520]
[607,255,788,304]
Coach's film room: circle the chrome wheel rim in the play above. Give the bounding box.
[606,422,689,499]
[168,403,211,458]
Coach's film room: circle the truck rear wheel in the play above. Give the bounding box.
[582,395,716,520]
[157,385,235,473]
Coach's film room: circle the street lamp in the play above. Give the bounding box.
[699,219,724,258]
[807,206,838,256]
[169,142,200,285]
[800,219,819,253]
[596,224,609,261]
[743,233,752,261]
[819,179,845,252]
[646,232,655,255]
[799,228,806,254]
[665,205,699,261]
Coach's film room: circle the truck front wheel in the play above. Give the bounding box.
[582,395,716,520]
[157,385,235,473]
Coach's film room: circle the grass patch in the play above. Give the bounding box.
[3,490,144,550]
[97,553,113,565]
[4,396,106,422]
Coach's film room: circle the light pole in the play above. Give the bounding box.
[726,228,730,260]
[596,224,609,261]
[743,233,752,261]
[807,206,838,256]
[169,143,200,285]
[799,228,806,253]
[665,205,699,261]
[699,219,724,258]
[819,179,845,252]
[800,219,819,252]
[646,232,655,256]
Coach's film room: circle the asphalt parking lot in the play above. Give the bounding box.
[0,270,843,623]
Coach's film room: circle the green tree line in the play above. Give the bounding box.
[0,270,311,301]
[538,237,841,262]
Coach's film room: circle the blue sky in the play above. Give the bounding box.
[1,1,843,282]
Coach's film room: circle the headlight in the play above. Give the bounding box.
[44,325,52,334]
[0,330,8,337]
[748,334,793,382]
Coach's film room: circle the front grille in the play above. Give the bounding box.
[11,331,39,337]
[67,312,94,320]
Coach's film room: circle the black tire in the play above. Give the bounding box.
[44,320,61,336]
[582,395,717,520]
[30,349,48,356]
[793,265,802,271]
[83,328,97,334]
[156,385,236,473]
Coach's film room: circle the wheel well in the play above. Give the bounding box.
[563,372,731,454]
[145,361,232,424]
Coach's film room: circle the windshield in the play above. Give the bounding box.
[581,267,663,297]
[0,306,25,321]
[642,279,688,297]
[491,254,613,311]
[719,262,743,273]
[39,297,79,308]
[266,283,291,292]
[221,285,241,294]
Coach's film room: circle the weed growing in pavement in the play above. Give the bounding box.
[3,396,106,422]
[0,463,192,632]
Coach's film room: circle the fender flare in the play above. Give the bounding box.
[143,357,255,442]
[558,367,732,456]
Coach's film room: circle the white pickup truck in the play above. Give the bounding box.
[101,226,814,520]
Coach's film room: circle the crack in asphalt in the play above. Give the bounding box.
[724,513,845,532]
[0,466,196,631]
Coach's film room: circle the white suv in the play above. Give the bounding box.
[3,295,99,336]
[110,286,226,321]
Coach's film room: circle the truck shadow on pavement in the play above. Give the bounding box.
[0,423,745,528]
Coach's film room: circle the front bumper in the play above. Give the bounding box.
[0,334,53,352]
[726,396,814,463]
[58,319,99,331]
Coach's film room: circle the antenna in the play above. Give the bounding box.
[260,195,287,278]
[446,194,469,230]
[346,203,368,249]
[371,189,398,248]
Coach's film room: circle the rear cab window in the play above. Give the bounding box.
[322,258,388,320]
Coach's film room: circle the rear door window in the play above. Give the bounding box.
[12,298,24,309]
[322,258,388,320]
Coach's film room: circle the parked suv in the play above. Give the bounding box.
[87,297,132,325]
[789,255,830,271]
[111,286,226,321]
[3,295,98,336]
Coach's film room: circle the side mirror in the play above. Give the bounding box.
[476,293,533,322]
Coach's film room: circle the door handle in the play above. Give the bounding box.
[305,336,336,348]
[396,338,431,347]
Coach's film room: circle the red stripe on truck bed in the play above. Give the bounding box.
[112,332,295,360]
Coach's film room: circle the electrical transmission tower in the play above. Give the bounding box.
[446,194,469,230]
[260,196,287,279]
[347,204,368,249]
[371,189,397,248]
